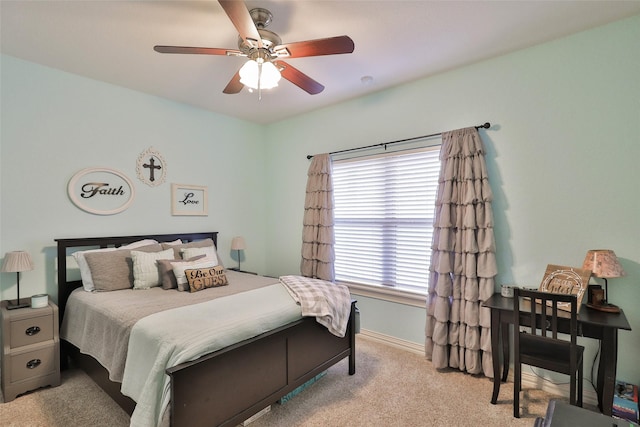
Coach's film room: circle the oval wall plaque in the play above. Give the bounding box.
[68,167,136,215]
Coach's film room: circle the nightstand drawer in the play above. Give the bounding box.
[10,345,56,382]
[10,314,54,348]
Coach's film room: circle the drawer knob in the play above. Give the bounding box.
[26,359,42,369]
[25,326,41,336]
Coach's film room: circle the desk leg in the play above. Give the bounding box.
[501,321,510,382]
[490,308,501,404]
[598,329,618,416]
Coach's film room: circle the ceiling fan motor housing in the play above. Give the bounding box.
[238,8,282,60]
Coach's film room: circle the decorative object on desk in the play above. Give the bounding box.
[538,264,591,312]
[31,293,49,308]
[501,284,515,298]
[582,249,626,313]
[231,236,246,271]
[1,251,34,309]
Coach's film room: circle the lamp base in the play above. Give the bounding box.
[6,300,30,310]
[586,302,621,313]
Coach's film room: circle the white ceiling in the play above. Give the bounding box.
[2,1,640,125]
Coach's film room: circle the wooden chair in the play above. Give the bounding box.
[513,288,584,418]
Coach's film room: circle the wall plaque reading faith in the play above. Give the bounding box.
[538,264,591,311]
[68,167,136,215]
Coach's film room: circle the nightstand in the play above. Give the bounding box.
[1,299,60,402]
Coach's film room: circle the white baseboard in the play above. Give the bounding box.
[359,328,424,355]
[359,329,598,407]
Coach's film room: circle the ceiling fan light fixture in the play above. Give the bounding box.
[239,59,281,90]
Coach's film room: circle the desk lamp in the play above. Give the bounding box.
[1,251,34,310]
[231,236,246,271]
[582,249,625,313]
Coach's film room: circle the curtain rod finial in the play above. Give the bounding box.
[480,122,490,129]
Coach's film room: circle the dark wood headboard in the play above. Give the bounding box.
[55,232,218,323]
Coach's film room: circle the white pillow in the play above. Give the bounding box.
[72,239,159,292]
[131,248,175,290]
[181,246,218,264]
[162,239,183,246]
[124,239,160,249]
[172,256,218,291]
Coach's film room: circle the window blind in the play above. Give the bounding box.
[333,147,441,293]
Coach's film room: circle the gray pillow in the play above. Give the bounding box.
[85,244,163,291]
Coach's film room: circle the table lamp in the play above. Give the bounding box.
[231,236,246,271]
[582,249,626,313]
[1,251,34,310]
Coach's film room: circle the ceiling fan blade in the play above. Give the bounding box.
[274,36,354,58]
[154,45,242,56]
[218,0,262,48]
[276,61,324,95]
[223,70,243,94]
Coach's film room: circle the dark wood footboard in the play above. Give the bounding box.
[168,301,356,427]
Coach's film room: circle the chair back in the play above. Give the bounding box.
[513,287,579,351]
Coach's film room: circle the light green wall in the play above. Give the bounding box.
[0,55,268,298]
[1,14,638,385]
[264,15,640,383]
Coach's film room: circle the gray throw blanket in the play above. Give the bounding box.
[279,275,351,337]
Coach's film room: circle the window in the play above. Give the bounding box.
[332,146,441,294]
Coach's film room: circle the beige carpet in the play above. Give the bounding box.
[0,336,572,426]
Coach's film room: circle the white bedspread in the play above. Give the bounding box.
[279,275,351,338]
[121,283,302,427]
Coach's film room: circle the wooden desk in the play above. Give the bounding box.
[482,293,632,416]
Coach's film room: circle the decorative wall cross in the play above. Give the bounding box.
[136,147,167,187]
[143,157,162,182]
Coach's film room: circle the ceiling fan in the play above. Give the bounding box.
[154,0,355,96]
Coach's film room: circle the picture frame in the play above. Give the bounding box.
[538,264,592,311]
[68,167,136,215]
[171,184,208,216]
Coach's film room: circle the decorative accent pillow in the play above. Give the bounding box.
[157,255,205,290]
[171,256,218,291]
[85,244,163,291]
[181,246,219,265]
[73,239,159,291]
[162,238,214,259]
[185,265,229,292]
[131,248,175,290]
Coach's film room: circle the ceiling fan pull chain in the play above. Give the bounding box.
[258,61,263,100]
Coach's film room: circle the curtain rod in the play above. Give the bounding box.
[306,122,491,160]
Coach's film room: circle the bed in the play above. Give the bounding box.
[55,232,356,427]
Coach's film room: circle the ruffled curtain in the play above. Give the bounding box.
[424,127,496,378]
[300,154,335,281]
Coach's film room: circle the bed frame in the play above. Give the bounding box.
[56,232,356,427]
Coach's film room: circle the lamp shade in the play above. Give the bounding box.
[582,249,626,278]
[239,59,281,90]
[1,251,34,273]
[231,237,246,251]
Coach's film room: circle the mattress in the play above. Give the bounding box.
[60,270,285,382]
